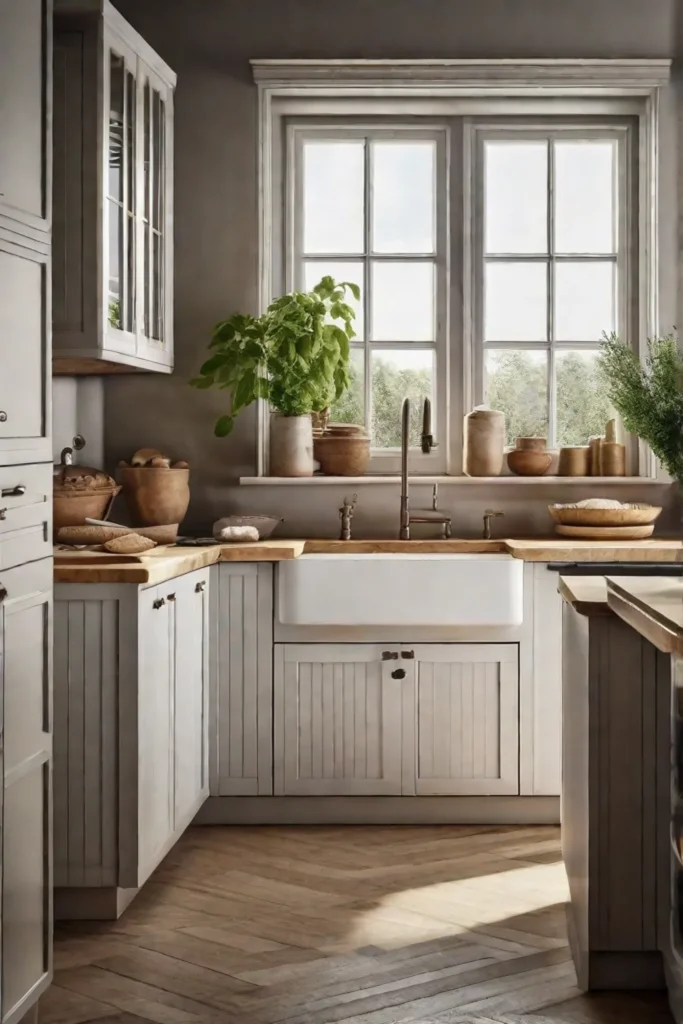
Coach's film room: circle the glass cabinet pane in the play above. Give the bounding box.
[107,52,124,329]
[143,79,166,343]
[124,69,136,333]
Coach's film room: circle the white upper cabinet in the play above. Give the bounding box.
[0,0,52,240]
[53,0,175,374]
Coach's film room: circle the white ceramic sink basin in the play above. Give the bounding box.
[278,553,524,627]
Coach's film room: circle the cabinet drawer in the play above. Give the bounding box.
[0,463,51,569]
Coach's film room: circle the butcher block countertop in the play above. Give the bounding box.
[558,576,610,615]
[606,576,683,655]
[53,536,683,585]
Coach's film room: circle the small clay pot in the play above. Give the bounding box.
[515,437,547,451]
[507,448,553,476]
[315,435,371,476]
[119,466,190,526]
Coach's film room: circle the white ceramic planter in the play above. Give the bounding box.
[270,414,314,477]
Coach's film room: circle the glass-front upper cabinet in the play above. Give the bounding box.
[53,1,176,374]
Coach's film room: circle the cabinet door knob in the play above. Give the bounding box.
[167,593,176,602]
[391,668,406,680]
[1,486,25,498]
[153,597,165,609]
[0,584,7,602]
[401,650,415,660]
[0,412,7,423]
[0,508,7,521]
[195,580,206,593]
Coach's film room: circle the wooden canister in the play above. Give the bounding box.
[601,442,627,476]
[558,446,591,476]
[463,409,505,476]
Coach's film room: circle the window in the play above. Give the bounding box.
[475,128,627,450]
[256,59,668,479]
[290,128,447,470]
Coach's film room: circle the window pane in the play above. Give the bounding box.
[556,350,614,447]
[485,350,548,446]
[304,261,364,339]
[372,141,435,254]
[485,142,547,254]
[555,141,616,254]
[555,262,615,341]
[371,262,434,341]
[303,142,364,254]
[330,348,365,426]
[108,53,124,201]
[371,349,434,449]
[485,263,547,342]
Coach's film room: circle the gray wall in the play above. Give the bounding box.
[58,0,680,535]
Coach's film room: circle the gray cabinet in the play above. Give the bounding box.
[0,236,51,466]
[210,564,273,796]
[53,0,175,374]
[272,642,518,798]
[53,567,209,919]
[0,0,52,239]
[0,558,53,1024]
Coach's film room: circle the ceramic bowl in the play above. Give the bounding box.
[507,448,553,476]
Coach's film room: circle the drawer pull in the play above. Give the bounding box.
[153,597,165,609]
[0,508,6,521]
[1,486,25,498]
[0,412,6,423]
[195,580,206,593]
[167,593,176,602]
[381,651,399,661]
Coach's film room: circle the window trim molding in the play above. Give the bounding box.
[252,58,671,478]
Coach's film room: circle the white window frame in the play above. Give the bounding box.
[470,122,633,455]
[252,60,670,479]
[287,123,449,473]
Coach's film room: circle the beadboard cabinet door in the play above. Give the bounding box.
[136,583,174,884]
[1,558,53,1024]
[171,570,209,830]
[211,564,273,796]
[409,644,519,796]
[0,0,52,240]
[274,644,403,796]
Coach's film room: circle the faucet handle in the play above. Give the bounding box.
[483,509,504,540]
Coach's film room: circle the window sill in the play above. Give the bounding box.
[240,475,671,486]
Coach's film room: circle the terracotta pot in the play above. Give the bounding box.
[507,449,552,476]
[53,488,120,538]
[119,467,190,526]
[270,414,314,477]
[315,435,371,476]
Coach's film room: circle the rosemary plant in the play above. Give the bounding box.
[598,332,683,482]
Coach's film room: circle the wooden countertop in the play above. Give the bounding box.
[607,576,683,655]
[54,536,683,585]
[558,576,611,616]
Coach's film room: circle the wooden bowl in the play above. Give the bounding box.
[119,467,190,526]
[507,449,552,476]
[555,523,655,540]
[549,504,662,527]
[515,437,547,451]
[315,435,371,476]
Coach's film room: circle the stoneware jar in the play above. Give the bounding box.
[463,408,505,476]
[270,413,314,477]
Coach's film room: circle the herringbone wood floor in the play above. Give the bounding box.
[41,825,673,1024]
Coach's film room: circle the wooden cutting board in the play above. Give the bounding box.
[555,523,655,540]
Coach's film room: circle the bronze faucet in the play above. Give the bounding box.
[399,397,451,540]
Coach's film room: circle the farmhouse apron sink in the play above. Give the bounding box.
[277,553,524,627]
